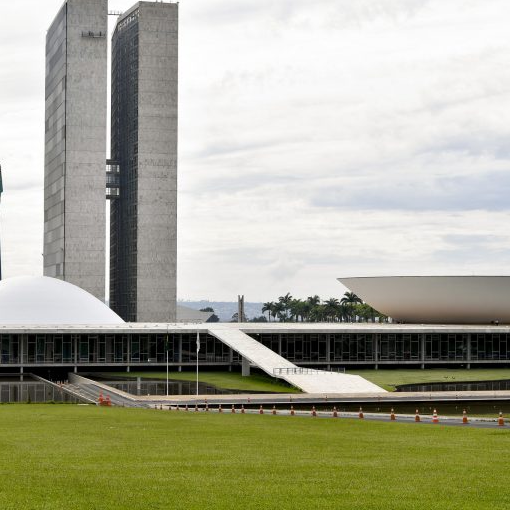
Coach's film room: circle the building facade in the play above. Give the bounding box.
[110,2,178,322]
[1,325,510,371]
[44,0,108,301]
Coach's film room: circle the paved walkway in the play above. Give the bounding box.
[208,326,385,393]
[146,405,507,429]
[135,388,510,406]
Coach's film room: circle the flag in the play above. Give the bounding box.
[196,331,200,353]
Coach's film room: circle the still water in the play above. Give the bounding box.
[102,379,251,396]
[0,377,79,403]
[396,379,510,392]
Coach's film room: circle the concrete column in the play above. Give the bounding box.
[74,334,78,373]
[19,334,24,366]
[136,376,141,395]
[178,334,182,372]
[278,334,282,356]
[242,357,250,377]
[127,334,131,366]
[466,333,471,369]
[326,334,331,371]
[374,334,379,370]
[20,365,24,382]
[420,333,425,369]
[228,348,233,372]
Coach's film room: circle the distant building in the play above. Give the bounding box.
[110,2,178,322]
[43,0,107,300]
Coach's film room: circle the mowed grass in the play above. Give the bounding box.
[348,368,510,391]
[1,405,510,509]
[103,370,301,393]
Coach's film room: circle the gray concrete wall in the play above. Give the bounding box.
[44,0,107,301]
[44,4,67,281]
[136,2,178,321]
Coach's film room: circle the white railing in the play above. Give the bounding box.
[273,367,321,376]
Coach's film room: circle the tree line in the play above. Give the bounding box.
[260,292,388,323]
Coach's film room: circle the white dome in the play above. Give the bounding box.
[0,276,124,324]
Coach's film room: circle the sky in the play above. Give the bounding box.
[1,0,510,302]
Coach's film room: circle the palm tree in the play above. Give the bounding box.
[262,301,274,322]
[301,301,312,322]
[307,295,320,306]
[290,299,309,322]
[309,304,327,322]
[273,302,285,322]
[341,292,362,322]
[278,293,293,321]
[324,298,340,322]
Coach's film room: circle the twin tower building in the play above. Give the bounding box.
[44,1,178,322]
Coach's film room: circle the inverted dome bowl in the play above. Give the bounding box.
[338,276,510,325]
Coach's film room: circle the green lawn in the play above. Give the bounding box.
[102,370,301,393]
[348,368,510,391]
[1,405,510,509]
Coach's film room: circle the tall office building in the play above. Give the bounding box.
[44,0,107,301]
[110,3,178,321]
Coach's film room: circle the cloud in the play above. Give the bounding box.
[3,0,510,301]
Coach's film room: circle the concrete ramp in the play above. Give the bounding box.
[207,327,385,394]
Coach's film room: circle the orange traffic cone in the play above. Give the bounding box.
[312,406,317,417]
[259,405,264,415]
[98,391,104,405]
[241,405,245,414]
[231,405,236,414]
[462,409,468,424]
[272,406,277,415]
[359,407,364,419]
[390,408,396,421]
[333,406,338,418]
[290,405,295,416]
[218,404,222,413]
[415,409,420,422]
[498,411,505,426]
[432,409,439,424]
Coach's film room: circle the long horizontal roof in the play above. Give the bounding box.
[1,322,509,334]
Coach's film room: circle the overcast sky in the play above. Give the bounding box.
[1,0,510,302]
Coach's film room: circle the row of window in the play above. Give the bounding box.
[2,333,510,364]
